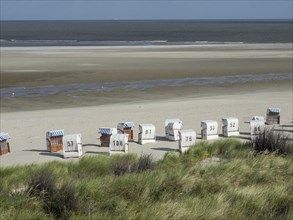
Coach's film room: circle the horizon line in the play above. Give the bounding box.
[1,18,292,22]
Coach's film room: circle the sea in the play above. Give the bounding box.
[1,20,292,47]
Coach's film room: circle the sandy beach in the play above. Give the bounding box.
[1,87,292,167]
[0,44,292,167]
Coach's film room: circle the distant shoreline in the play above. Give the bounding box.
[1,42,292,50]
[0,40,248,47]
[2,41,292,48]
[2,19,292,22]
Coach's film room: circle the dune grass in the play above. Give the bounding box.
[0,139,292,220]
[252,128,292,154]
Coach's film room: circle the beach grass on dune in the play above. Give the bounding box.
[0,139,292,219]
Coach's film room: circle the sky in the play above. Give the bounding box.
[1,0,292,20]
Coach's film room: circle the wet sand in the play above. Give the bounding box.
[1,44,292,88]
[1,79,292,113]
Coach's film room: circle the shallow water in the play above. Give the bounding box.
[1,73,292,99]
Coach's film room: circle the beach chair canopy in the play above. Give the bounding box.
[267,108,281,113]
[48,130,64,138]
[121,121,135,128]
[99,127,116,135]
[0,133,10,142]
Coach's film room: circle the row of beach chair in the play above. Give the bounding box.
[0,108,281,158]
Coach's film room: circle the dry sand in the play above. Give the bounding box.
[0,44,292,167]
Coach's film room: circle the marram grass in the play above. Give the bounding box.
[0,139,292,220]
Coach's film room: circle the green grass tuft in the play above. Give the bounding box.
[0,139,292,219]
